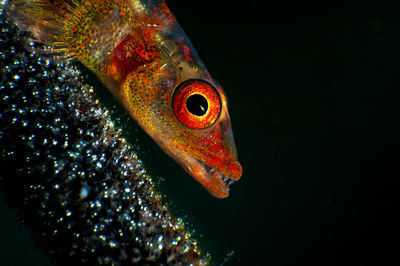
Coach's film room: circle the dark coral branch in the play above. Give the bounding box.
[0,10,208,265]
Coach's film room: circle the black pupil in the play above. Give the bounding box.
[186,94,208,116]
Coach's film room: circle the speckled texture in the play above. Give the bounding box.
[0,9,208,266]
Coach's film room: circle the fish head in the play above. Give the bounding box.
[120,20,242,198]
[122,68,242,198]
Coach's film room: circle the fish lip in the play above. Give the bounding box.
[162,143,236,198]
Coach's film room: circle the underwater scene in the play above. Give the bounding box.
[1,0,399,265]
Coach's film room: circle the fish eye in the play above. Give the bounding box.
[172,79,221,129]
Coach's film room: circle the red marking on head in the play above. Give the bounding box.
[183,45,192,62]
[110,30,159,82]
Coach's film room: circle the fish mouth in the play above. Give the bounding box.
[163,143,242,198]
[196,161,237,197]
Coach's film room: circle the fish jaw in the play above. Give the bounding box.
[162,142,242,198]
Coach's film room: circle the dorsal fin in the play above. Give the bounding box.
[6,0,138,72]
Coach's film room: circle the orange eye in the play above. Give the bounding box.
[172,79,221,129]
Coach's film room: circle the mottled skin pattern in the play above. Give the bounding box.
[7,0,242,198]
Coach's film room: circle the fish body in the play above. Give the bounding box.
[5,0,242,198]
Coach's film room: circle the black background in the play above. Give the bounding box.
[1,1,400,265]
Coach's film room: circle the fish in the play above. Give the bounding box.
[5,0,242,198]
